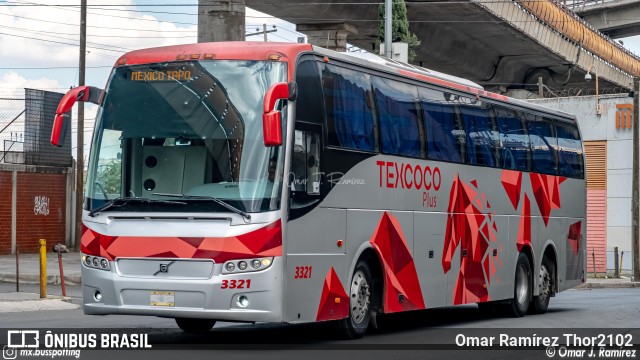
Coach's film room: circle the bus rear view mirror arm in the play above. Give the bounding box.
[263,82,297,147]
[50,85,105,147]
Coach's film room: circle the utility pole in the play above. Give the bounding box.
[245,24,277,41]
[198,0,245,42]
[75,0,86,250]
[384,0,392,58]
[633,77,640,281]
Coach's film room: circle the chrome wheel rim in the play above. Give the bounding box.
[350,270,370,325]
[538,264,551,304]
[516,264,529,306]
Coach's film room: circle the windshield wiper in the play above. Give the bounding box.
[152,193,251,221]
[88,197,187,217]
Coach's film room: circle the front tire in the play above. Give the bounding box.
[338,261,372,339]
[530,256,554,314]
[175,318,216,333]
[502,252,532,317]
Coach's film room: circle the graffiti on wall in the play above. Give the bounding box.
[34,196,50,216]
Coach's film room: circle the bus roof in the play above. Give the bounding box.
[114,41,576,122]
[115,41,312,67]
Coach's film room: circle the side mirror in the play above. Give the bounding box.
[51,86,104,147]
[263,82,297,147]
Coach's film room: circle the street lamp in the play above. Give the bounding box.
[585,64,602,116]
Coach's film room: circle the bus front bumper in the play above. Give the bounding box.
[81,257,284,323]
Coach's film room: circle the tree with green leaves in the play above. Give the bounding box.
[378,0,421,63]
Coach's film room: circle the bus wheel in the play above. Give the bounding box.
[175,318,216,333]
[338,261,372,339]
[530,256,554,314]
[503,253,532,317]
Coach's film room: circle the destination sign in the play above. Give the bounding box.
[130,69,192,82]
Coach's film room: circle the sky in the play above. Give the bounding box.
[0,0,640,160]
[0,0,301,158]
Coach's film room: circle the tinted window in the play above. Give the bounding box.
[321,64,377,152]
[556,121,584,178]
[419,87,465,163]
[496,106,530,171]
[528,116,558,175]
[295,60,324,125]
[373,77,423,157]
[461,104,499,167]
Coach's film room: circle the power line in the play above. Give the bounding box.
[0,26,136,51]
[0,65,112,69]
[0,31,127,52]
[0,12,195,32]
[0,24,195,38]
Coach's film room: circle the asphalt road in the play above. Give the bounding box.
[1,286,638,360]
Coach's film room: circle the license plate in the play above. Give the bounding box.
[150,291,175,306]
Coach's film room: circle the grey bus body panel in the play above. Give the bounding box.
[281,153,586,321]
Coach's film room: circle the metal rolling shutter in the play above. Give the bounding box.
[584,141,607,273]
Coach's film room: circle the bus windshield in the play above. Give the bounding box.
[85,60,287,214]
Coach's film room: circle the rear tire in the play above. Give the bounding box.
[175,318,216,333]
[501,252,532,317]
[530,256,554,314]
[338,261,372,339]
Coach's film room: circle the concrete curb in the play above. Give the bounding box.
[575,282,640,289]
[0,273,81,286]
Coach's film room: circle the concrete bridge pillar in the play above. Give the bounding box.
[198,0,246,42]
[297,23,358,52]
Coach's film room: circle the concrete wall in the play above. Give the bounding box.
[530,94,634,255]
[0,164,73,254]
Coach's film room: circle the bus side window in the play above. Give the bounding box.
[556,121,584,179]
[372,76,424,158]
[321,64,377,152]
[528,116,558,175]
[461,104,500,167]
[496,106,531,171]
[419,87,464,163]
[291,129,321,196]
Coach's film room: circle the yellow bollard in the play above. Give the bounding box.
[39,239,46,298]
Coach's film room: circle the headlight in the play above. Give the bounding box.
[82,253,110,271]
[222,257,274,274]
[225,262,236,272]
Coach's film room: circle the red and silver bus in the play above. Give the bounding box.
[51,42,586,339]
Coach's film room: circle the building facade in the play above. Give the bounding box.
[530,94,634,274]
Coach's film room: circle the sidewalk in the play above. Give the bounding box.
[576,276,640,289]
[0,292,79,312]
[0,252,81,286]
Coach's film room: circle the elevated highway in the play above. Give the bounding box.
[573,0,640,39]
[242,0,639,94]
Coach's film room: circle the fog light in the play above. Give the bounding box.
[100,259,108,269]
[225,262,235,272]
[261,258,272,267]
[238,261,247,271]
[237,295,249,308]
[94,290,102,302]
[251,259,261,269]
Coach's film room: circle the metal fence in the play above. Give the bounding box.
[0,88,72,167]
[589,247,635,277]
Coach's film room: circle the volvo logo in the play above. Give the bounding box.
[153,261,175,276]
